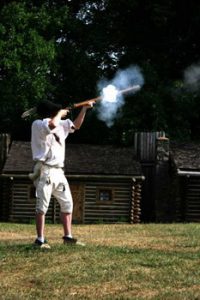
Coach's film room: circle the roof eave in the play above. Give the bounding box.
[177,169,200,177]
[0,173,145,180]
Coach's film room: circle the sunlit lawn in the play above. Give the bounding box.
[1,222,200,299]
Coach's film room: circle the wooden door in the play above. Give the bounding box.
[70,183,85,223]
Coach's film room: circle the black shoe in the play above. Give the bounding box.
[62,236,85,246]
[34,238,51,249]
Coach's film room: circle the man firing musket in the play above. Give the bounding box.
[27,99,93,249]
[22,83,141,249]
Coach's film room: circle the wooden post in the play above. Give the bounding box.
[134,131,164,162]
[130,181,135,224]
[0,133,11,171]
[134,131,164,222]
[156,134,169,162]
[130,179,142,224]
[155,135,172,221]
[0,134,11,221]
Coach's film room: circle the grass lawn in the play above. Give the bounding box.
[1,222,200,299]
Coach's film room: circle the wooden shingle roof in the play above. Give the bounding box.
[2,141,142,176]
[170,142,200,170]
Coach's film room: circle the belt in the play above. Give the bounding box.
[43,164,63,169]
[35,161,63,169]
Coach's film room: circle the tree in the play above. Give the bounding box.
[0,0,200,143]
[0,1,101,140]
[73,0,200,143]
[0,2,57,139]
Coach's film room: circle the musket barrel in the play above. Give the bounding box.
[117,85,141,95]
[69,85,140,109]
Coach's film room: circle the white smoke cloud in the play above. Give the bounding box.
[96,65,144,127]
[184,63,200,91]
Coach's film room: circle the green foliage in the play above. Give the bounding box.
[0,2,57,138]
[0,1,100,139]
[0,0,199,142]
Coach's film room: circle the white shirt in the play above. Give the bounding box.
[31,118,75,167]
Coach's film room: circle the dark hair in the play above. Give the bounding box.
[36,100,62,118]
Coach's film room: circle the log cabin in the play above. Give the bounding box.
[170,142,200,222]
[0,138,144,224]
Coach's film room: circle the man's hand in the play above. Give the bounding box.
[49,109,69,129]
[82,101,94,110]
[59,109,70,119]
[73,101,93,129]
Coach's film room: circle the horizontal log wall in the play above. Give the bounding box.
[84,180,132,223]
[184,177,200,222]
[2,177,141,224]
[8,179,58,223]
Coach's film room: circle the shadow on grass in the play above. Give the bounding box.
[0,240,88,258]
[1,239,200,267]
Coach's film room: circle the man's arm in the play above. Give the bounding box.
[48,109,69,130]
[73,103,93,130]
[48,102,92,130]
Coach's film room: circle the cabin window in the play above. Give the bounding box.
[97,188,113,203]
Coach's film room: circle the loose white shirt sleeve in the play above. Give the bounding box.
[31,118,75,167]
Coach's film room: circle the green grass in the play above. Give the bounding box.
[1,223,200,299]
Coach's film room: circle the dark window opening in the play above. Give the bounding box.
[97,189,113,203]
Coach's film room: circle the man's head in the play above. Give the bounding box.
[36,100,62,118]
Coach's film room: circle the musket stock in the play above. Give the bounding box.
[67,96,102,110]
